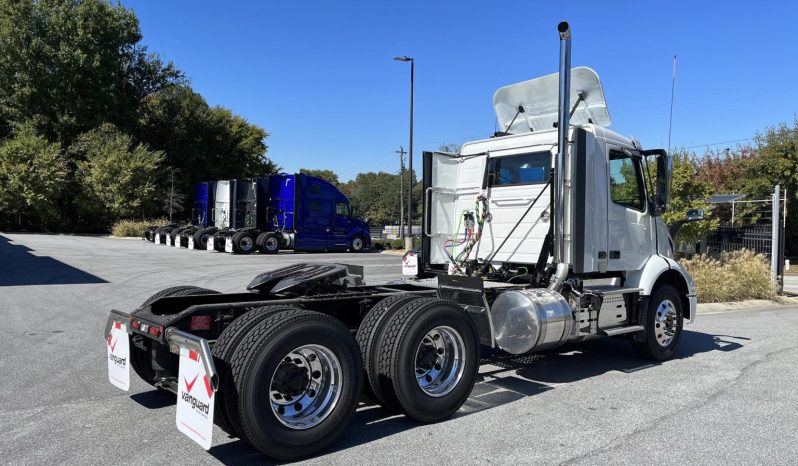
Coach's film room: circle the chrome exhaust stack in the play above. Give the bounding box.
[548,20,571,292]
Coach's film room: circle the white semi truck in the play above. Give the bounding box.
[105,21,700,461]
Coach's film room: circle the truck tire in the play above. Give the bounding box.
[153,226,164,243]
[355,294,421,407]
[212,305,299,437]
[349,235,366,252]
[193,227,217,250]
[129,334,158,387]
[229,310,363,460]
[214,231,230,252]
[130,286,220,387]
[141,285,219,308]
[375,298,479,423]
[259,233,280,254]
[632,285,684,361]
[234,231,257,254]
[169,228,181,246]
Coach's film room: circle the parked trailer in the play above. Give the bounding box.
[106,22,701,460]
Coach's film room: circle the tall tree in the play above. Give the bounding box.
[137,85,276,213]
[744,118,798,254]
[0,0,183,146]
[299,168,341,188]
[71,124,163,222]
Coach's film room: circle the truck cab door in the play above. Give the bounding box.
[328,202,352,250]
[606,148,650,271]
[294,199,331,251]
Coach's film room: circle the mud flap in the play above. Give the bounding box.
[106,320,130,391]
[175,347,215,450]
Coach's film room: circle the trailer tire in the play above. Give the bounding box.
[355,294,421,408]
[632,285,684,361]
[230,310,363,460]
[259,233,280,254]
[375,298,479,423]
[212,305,299,437]
[234,231,257,254]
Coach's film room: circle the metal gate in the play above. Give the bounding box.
[703,186,787,292]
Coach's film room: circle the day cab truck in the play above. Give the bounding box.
[106,22,701,461]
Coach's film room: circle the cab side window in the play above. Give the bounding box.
[335,202,349,216]
[487,152,550,187]
[608,150,645,211]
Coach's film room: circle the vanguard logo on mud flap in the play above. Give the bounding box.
[181,390,210,414]
[181,374,210,415]
[109,353,127,367]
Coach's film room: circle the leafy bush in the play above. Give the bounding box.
[679,249,773,303]
[111,218,168,238]
[0,124,69,229]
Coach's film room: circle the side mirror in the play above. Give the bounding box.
[641,149,670,216]
[669,208,705,238]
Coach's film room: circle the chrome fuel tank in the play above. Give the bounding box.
[489,289,573,354]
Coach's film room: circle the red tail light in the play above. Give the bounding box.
[148,325,162,337]
[131,319,141,330]
[190,315,212,331]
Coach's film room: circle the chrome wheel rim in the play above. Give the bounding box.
[269,344,341,430]
[352,237,363,250]
[239,236,253,252]
[654,299,678,347]
[414,326,465,397]
[265,237,279,251]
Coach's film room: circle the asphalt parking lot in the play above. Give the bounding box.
[1,233,797,465]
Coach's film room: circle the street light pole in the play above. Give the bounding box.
[396,146,405,239]
[394,55,414,251]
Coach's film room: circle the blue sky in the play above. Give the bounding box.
[123,0,798,180]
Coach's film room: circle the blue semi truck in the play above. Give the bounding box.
[180,173,371,254]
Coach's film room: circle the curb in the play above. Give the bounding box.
[697,297,798,315]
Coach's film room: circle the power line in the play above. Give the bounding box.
[680,137,756,150]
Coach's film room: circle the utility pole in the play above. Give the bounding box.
[396,146,406,239]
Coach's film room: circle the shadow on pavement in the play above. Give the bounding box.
[206,329,748,465]
[130,390,176,410]
[0,234,107,286]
